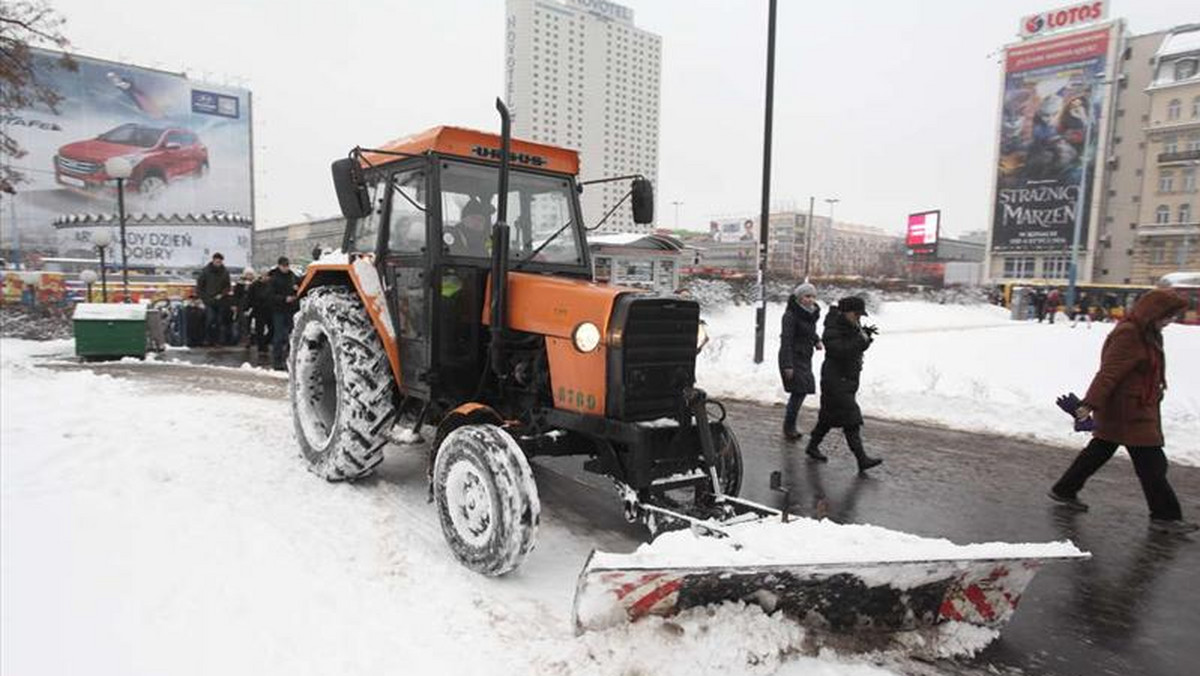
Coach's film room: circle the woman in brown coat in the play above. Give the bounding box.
[1049,289,1196,534]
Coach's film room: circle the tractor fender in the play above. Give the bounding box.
[430,403,506,481]
[295,257,402,388]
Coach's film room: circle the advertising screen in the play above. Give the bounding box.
[906,210,940,258]
[991,27,1110,253]
[2,50,252,270]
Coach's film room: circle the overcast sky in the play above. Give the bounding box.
[50,0,1198,237]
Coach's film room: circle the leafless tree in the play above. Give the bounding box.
[1,1,75,194]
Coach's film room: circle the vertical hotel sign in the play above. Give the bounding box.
[505,12,517,104]
[991,27,1110,252]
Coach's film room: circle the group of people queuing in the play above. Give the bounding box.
[778,284,882,474]
[779,283,1196,534]
[1029,286,1133,326]
[194,253,300,369]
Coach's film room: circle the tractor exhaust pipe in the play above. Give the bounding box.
[490,98,512,381]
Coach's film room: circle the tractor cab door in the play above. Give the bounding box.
[379,165,432,399]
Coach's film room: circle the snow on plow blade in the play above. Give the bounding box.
[573,552,1086,634]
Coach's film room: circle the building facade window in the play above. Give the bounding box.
[1176,59,1198,81]
[1002,256,1035,278]
[1042,255,1071,279]
[1181,203,1193,224]
[1159,171,1174,192]
[1164,135,1178,153]
[1156,205,1171,223]
[1167,99,1182,120]
[1194,95,1200,118]
[1185,168,1197,192]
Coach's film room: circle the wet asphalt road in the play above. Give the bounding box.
[50,352,1200,676]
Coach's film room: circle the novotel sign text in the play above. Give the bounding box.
[1020,1,1107,38]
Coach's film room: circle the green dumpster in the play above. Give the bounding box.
[73,303,148,359]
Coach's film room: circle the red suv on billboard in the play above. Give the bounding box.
[54,123,208,197]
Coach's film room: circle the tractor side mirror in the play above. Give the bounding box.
[331,157,370,220]
[631,177,654,224]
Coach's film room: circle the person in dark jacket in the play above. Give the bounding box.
[195,252,231,346]
[1049,289,1196,534]
[231,268,255,347]
[268,256,302,370]
[805,296,882,473]
[779,282,823,441]
[247,270,273,354]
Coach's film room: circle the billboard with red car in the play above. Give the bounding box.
[1,49,252,271]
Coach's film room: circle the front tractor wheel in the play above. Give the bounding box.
[289,286,397,480]
[433,425,540,576]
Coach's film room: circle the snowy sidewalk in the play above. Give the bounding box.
[1,340,900,676]
[698,302,1200,467]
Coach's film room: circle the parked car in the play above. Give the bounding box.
[54,123,208,197]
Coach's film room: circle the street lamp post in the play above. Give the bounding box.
[104,157,134,302]
[753,0,779,365]
[1066,78,1109,312]
[803,196,815,281]
[92,228,113,302]
[671,201,683,230]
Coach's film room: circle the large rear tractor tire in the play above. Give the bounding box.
[289,285,397,480]
[433,424,540,576]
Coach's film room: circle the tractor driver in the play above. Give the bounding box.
[447,196,494,258]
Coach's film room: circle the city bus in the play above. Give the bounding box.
[996,280,1155,321]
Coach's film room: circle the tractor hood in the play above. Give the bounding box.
[484,271,640,340]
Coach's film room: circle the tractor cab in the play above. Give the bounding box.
[323,125,653,414]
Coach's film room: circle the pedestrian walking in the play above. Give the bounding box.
[1048,289,1197,534]
[268,256,301,370]
[805,296,882,473]
[779,282,823,441]
[195,252,231,346]
[1034,288,1047,323]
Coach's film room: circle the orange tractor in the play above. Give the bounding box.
[290,101,754,576]
[289,101,1083,636]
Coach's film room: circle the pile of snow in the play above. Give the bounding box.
[0,340,900,676]
[72,302,147,321]
[592,516,1085,570]
[698,301,1200,466]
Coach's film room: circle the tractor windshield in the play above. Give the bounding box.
[439,160,583,266]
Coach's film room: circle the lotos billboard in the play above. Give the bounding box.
[1020,2,1107,39]
[991,27,1112,253]
[1,49,252,270]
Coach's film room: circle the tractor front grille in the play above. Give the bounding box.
[606,295,699,421]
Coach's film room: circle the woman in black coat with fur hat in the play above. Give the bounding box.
[779,283,822,440]
[806,296,883,473]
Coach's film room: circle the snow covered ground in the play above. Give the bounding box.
[698,301,1200,467]
[1,339,905,676]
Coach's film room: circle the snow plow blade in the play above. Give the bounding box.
[572,551,1087,634]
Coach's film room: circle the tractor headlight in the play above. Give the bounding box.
[572,321,602,353]
[696,321,710,353]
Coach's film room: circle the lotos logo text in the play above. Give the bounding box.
[1020,1,1106,38]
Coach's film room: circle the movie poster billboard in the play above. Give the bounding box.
[1,49,252,270]
[708,217,757,243]
[991,27,1111,253]
[906,210,940,258]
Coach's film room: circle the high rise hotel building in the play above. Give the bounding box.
[505,0,662,233]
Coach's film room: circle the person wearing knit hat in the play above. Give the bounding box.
[1049,289,1196,534]
[778,283,822,441]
